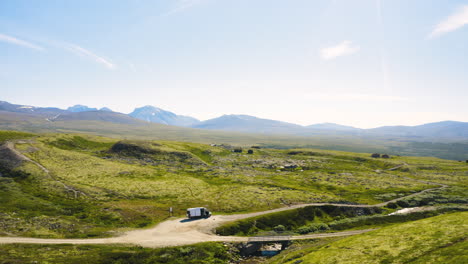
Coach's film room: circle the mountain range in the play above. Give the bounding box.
[1,100,467,141]
[129,106,200,127]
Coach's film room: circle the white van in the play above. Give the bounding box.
[186,207,211,219]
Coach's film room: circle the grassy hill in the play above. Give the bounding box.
[0,130,467,263]
[0,130,467,239]
[268,212,468,264]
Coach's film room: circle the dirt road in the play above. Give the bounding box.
[0,212,375,247]
[0,197,434,247]
[0,141,446,248]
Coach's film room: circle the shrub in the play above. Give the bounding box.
[216,206,382,236]
[273,225,286,232]
[296,223,329,234]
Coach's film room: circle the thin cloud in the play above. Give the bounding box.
[319,40,360,60]
[129,63,137,72]
[161,0,207,17]
[0,33,45,51]
[429,5,468,38]
[64,43,115,69]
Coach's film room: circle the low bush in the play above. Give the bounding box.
[216,206,381,236]
[396,188,468,208]
[327,208,465,231]
[297,223,329,234]
[273,224,286,232]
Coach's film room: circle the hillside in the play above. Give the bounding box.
[2,100,467,141]
[0,101,67,116]
[1,130,467,238]
[192,114,305,134]
[0,130,466,263]
[367,121,468,140]
[1,111,468,160]
[1,100,468,160]
[306,123,361,131]
[268,212,467,264]
[129,105,200,127]
[53,111,147,125]
[67,105,98,112]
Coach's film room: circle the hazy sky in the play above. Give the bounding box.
[1,0,467,128]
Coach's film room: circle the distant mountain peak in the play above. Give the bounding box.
[129,105,199,127]
[99,107,113,112]
[193,114,304,134]
[307,123,360,131]
[67,105,98,113]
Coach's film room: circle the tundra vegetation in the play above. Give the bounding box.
[0,242,238,264]
[268,212,467,264]
[215,205,466,236]
[0,130,466,263]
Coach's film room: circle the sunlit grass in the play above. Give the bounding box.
[1,131,466,238]
[272,212,468,264]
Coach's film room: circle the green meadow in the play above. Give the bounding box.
[1,131,467,238]
[0,130,467,263]
[268,211,467,264]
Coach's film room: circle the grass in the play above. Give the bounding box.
[392,186,468,208]
[216,205,384,236]
[47,135,115,151]
[0,131,466,239]
[0,242,237,264]
[324,207,466,232]
[0,130,34,143]
[2,213,463,264]
[0,130,467,263]
[267,211,468,264]
[2,110,468,160]
[216,204,466,236]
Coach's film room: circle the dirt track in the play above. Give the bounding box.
[0,141,446,248]
[0,199,433,248]
[0,209,375,247]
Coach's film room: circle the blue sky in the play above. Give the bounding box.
[1,0,467,128]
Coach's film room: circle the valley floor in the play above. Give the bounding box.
[0,185,450,248]
[0,131,466,263]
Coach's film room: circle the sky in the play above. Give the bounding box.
[1,0,468,129]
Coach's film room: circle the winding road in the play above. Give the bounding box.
[0,209,375,247]
[0,141,447,248]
